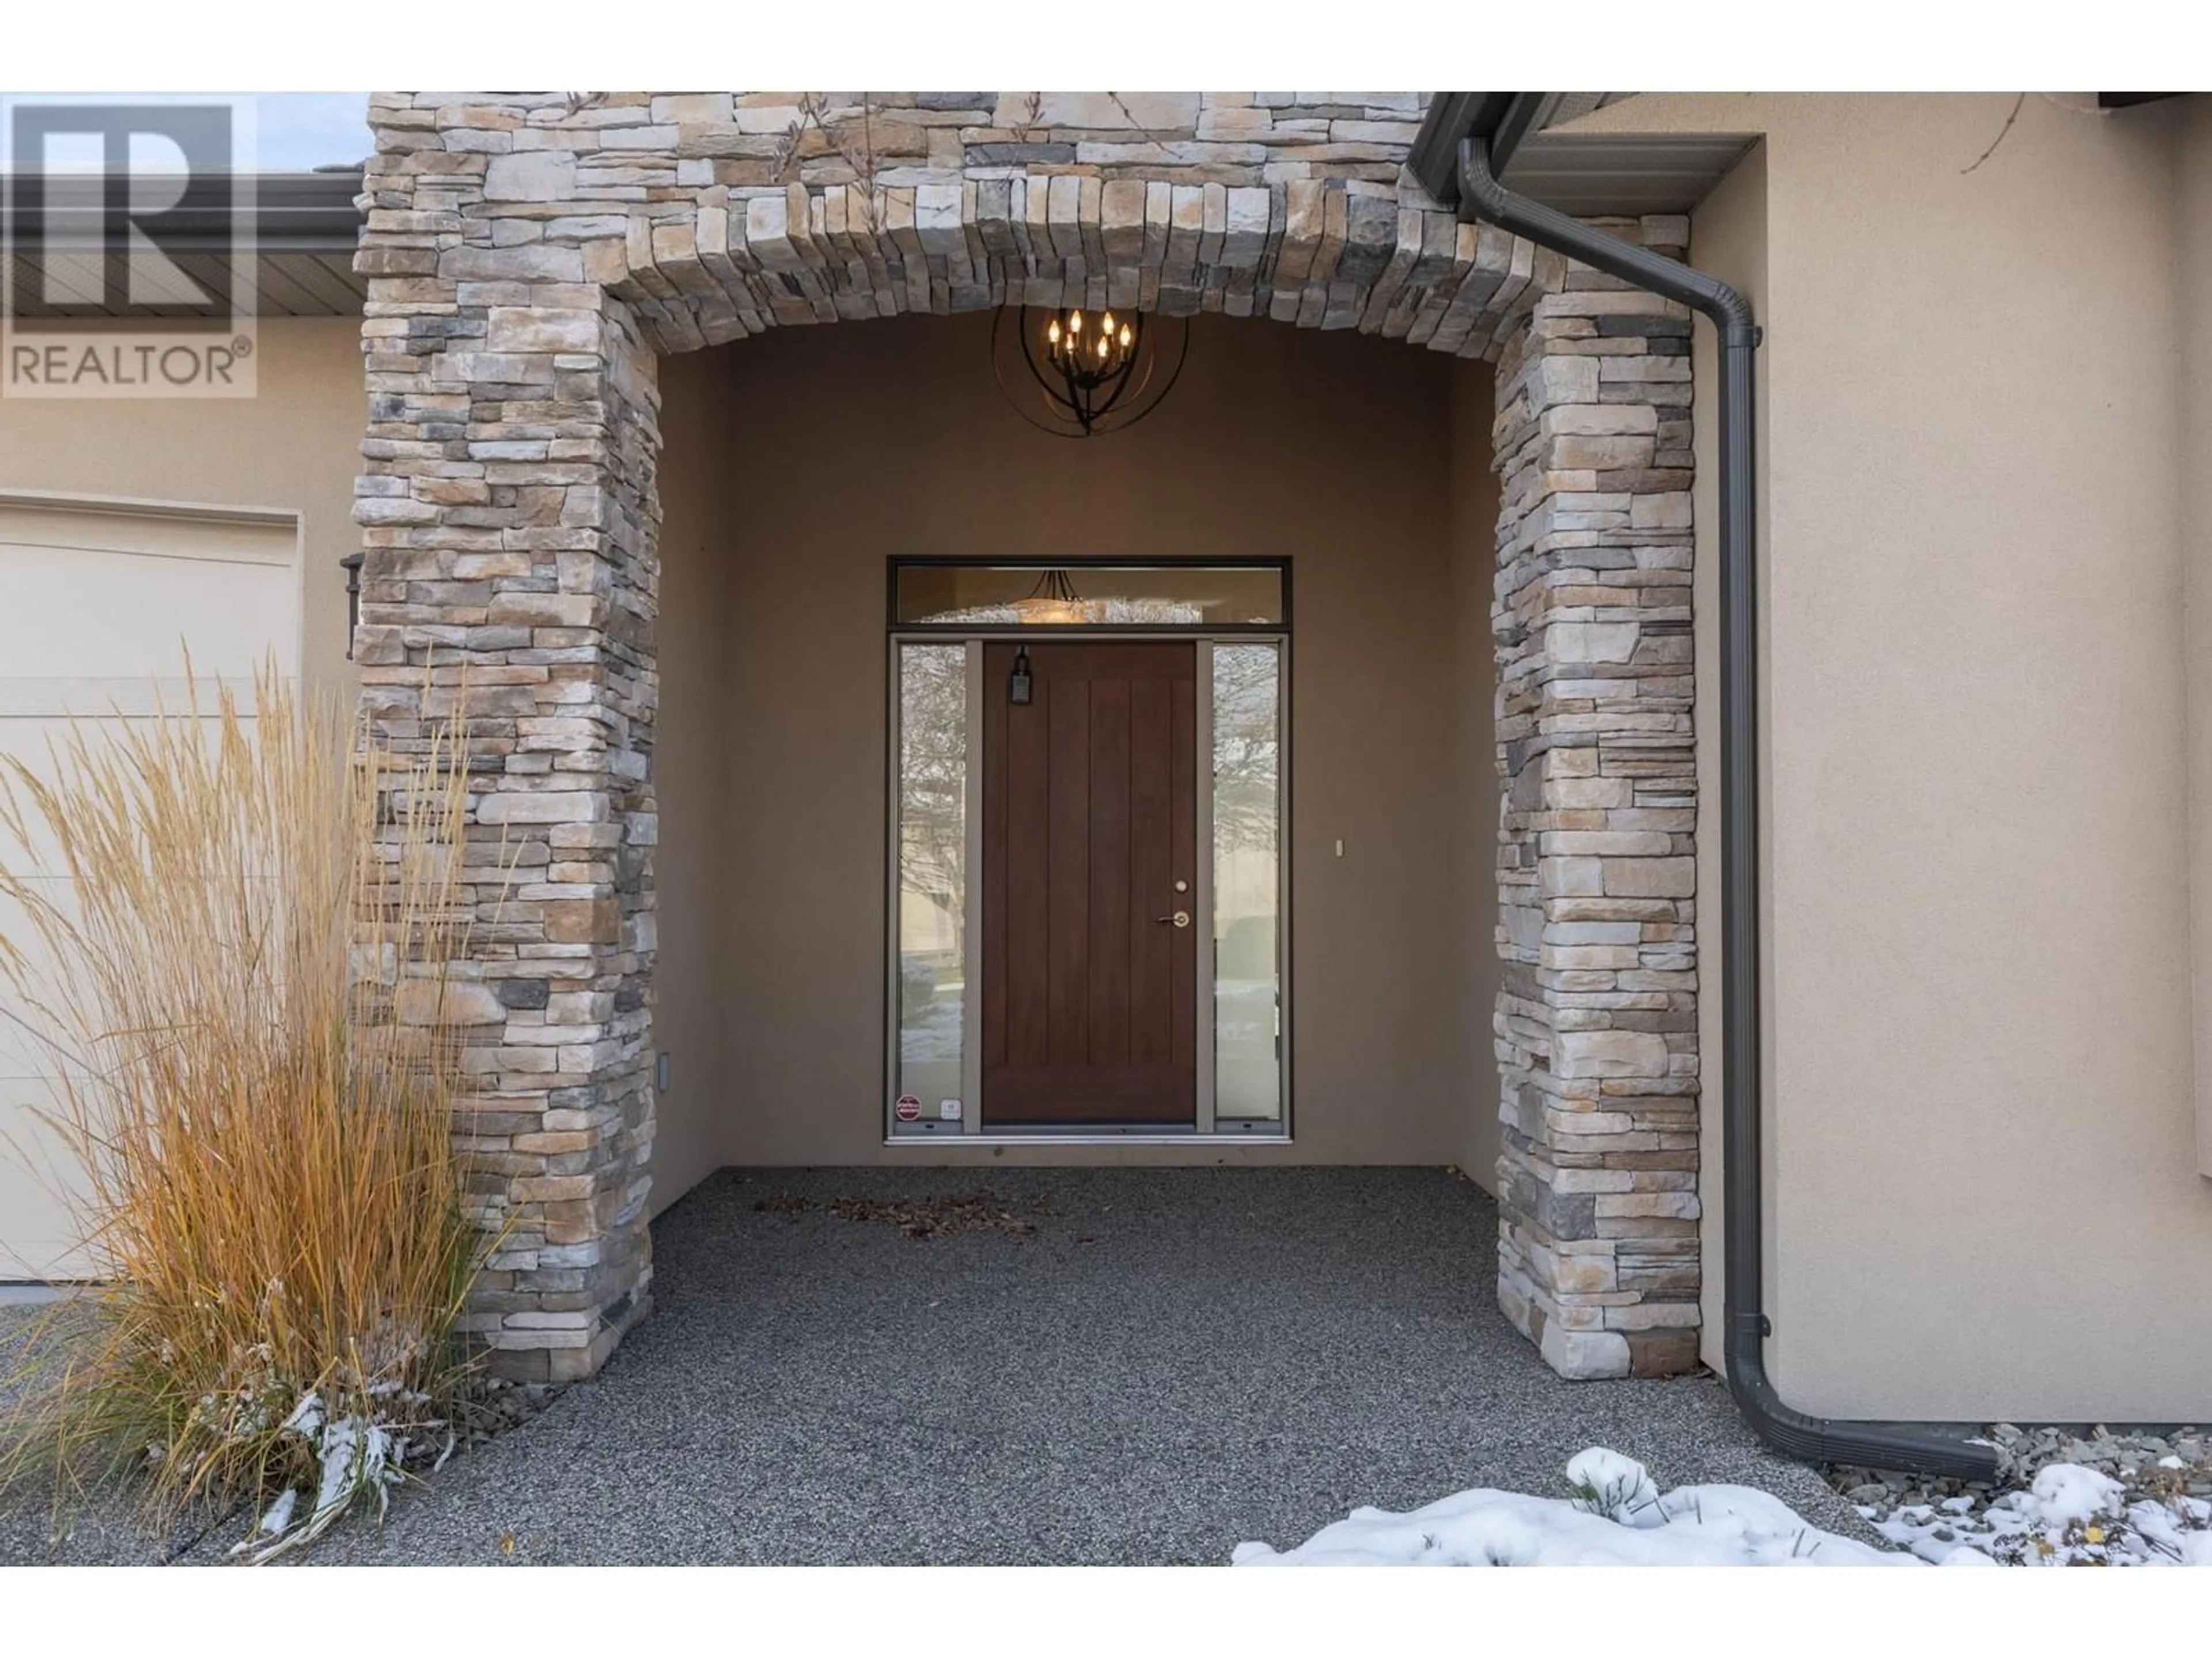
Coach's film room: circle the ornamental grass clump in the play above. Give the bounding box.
[0,668,493,1560]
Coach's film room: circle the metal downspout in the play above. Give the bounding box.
[1453,130,1997,1483]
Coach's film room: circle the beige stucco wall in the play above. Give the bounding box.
[648,353,737,1215]
[0,317,363,703]
[1449,358,1504,1195]
[1572,93,2211,1419]
[651,311,1499,1175]
[2179,99,2212,1185]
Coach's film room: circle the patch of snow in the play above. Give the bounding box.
[226,1488,299,1558]
[1564,1446,1663,1527]
[259,1487,298,1536]
[309,1415,392,1529]
[279,1390,323,1437]
[1869,1460,2210,1566]
[235,1391,414,1563]
[2032,1464,2123,1527]
[1234,1450,1919,1567]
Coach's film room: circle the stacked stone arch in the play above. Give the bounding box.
[354,90,1703,1382]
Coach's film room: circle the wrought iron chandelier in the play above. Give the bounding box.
[991,305,1190,439]
[1009,566,1089,625]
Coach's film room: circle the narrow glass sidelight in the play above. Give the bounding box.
[1211,642,1283,1122]
[893,643,969,1123]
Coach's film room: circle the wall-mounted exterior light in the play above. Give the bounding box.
[340,551,363,660]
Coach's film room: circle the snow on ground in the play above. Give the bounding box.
[1864,1461,2212,1566]
[1233,1449,1923,1566]
[1238,1446,2212,1567]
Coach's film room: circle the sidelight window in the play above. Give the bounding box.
[1209,642,1283,1124]
[891,642,975,1126]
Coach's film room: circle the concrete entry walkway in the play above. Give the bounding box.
[302,1166,1858,1565]
[4,1167,1866,1565]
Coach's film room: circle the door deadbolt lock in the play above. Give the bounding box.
[1156,910,1192,929]
[1172,878,1189,894]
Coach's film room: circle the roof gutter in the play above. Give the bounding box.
[1431,96,1997,1484]
[1,170,366,253]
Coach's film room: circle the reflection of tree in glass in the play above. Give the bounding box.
[914,599,1206,626]
[1213,644,1279,856]
[899,646,967,927]
[899,642,1278,930]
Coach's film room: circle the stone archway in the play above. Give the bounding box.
[353,91,1700,1383]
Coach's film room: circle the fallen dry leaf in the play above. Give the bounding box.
[753,1188,1046,1239]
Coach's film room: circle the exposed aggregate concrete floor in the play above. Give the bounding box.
[3,1166,1867,1565]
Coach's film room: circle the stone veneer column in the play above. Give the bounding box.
[1490,217,1702,1380]
[354,119,662,1380]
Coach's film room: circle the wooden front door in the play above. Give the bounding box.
[982,641,1197,1125]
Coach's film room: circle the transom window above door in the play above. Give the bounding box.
[891,560,1286,631]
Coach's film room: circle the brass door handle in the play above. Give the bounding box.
[1155,911,1191,929]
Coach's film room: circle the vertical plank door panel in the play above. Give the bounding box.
[982,641,1195,1124]
[1088,677,1132,1066]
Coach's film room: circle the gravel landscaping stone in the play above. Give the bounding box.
[0,1301,245,1565]
[1830,1422,2212,1565]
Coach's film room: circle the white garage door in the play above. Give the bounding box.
[0,497,298,1281]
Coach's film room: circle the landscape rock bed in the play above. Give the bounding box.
[1832,1423,2212,1565]
[456,1376,566,1449]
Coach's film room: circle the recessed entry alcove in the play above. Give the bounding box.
[647,311,1504,1173]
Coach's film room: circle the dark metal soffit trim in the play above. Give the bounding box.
[2,169,365,253]
[1487,92,1565,189]
[1408,92,1517,206]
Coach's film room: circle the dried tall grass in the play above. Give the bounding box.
[0,668,491,1559]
